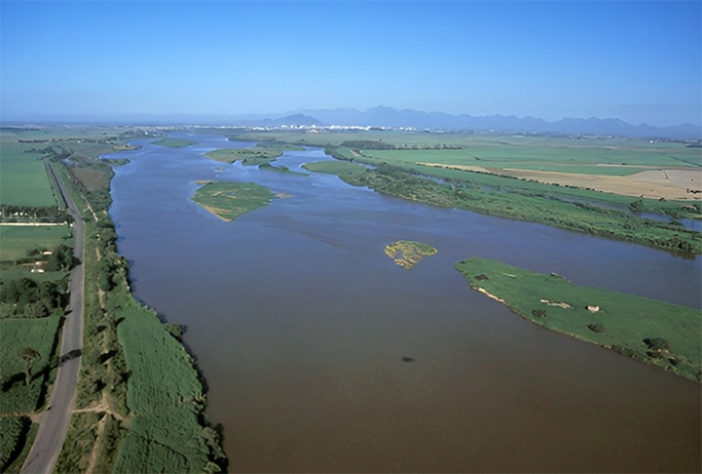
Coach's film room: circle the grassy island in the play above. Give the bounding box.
[153,138,195,148]
[302,160,366,176]
[384,240,437,269]
[455,257,701,381]
[192,181,274,221]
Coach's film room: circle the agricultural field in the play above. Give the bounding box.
[0,143,56,207]
[192,181,274,221]
[0,315,62,414]
[455,258,701,381]
[0,225,71,263]
[114,295,222,473]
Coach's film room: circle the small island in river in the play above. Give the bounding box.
[455,257,701,382]
[384,240,438,269]
[192,181,274,221]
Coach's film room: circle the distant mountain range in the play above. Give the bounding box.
[284,106,701,139]
[6,107,700,139]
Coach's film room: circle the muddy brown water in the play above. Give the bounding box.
[107,134,701,472]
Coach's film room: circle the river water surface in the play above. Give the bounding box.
[108,133,701,472]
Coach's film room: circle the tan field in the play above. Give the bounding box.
[418,162,702,200]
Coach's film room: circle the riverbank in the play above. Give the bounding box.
[455,257,701,382]
[40,137,227,472]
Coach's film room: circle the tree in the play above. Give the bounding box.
[19,347,40,386]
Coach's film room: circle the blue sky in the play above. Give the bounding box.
[1,0,700,126]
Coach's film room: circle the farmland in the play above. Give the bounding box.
[0,143,56,207]
[0,225,71,263]
[192,181,274,221]
[455,257,701,381]
[228,130,702,252]
[0,315,62,413]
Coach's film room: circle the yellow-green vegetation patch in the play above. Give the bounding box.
[152,138,195,148]
[0,315,62,413]
[0,225,71,262]
[384,240,437,269]
[302,160,366,176]
[455,257,701,381]
[192,181,274,222]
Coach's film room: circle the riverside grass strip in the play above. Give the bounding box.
[455,257,701,382]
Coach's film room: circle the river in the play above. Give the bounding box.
[107,133,701,472]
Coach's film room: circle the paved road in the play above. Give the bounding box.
[21,164,85,474]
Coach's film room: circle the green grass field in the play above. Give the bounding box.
[153,138,195,148]
[455,258,701,381]
[0,225,71,262]
[302,160,367,176]
[0,315,62,413]
[192,181,274,221]
[0,143,56,207]
[113,296,214,473]
[0,416,29,471]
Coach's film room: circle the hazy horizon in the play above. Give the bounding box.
[1,1,700,127]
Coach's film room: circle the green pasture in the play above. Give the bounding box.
[192,181,274,221]
[0,143,55,207]
[0,315,62,413]
[455,258,701,381]
[0,225,71,262]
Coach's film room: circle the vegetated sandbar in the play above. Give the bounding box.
[455,257,701,382]
[152,138,195,148]
[384,240,437,269]
[192,181,274,221]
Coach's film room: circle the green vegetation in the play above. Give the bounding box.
[258,163,306,175]
[0,417,29,470]
[49,138,227,472]
[384,240,437,269]
[302,160,366,176]
[192,181,275,221]
[205,145,284,165]
[332,164,701,255]
[0,417,35,473]
[0,225,71,262]
[455,258,701,381]
[0,315,62,413]
[0,143,56,207]
[113,294,223,473]
[153,138,195,148]
[55,412,102,473]
[225,129,701,253]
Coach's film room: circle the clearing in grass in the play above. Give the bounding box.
[192,181,274,222]
[455,257,701,382]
